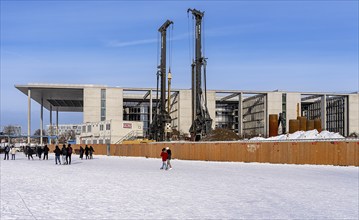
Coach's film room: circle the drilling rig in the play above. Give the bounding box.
[149,20,173,141]
[188,8,213,141]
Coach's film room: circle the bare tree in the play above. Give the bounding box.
[2,125,21,136]
[33,129,48,143]
[58,130,76,144]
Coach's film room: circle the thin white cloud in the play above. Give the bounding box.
[107,38,157,47]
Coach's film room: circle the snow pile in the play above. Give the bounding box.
[250,129,345,141]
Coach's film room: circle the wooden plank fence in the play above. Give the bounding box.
[48,141,359,166]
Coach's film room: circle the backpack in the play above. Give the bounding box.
[68,147,72,154]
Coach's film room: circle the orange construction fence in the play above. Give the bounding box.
[48,141,359,166]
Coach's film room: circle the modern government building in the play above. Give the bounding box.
[16,83,359,144]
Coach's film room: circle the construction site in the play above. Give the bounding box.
[9,8,359,166]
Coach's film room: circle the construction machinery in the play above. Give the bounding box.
[149,20,173,142]
[188,8,213,141]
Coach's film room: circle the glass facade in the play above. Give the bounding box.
[123,101,156,133]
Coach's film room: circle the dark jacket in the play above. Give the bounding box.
[54,147,61,156]
[85,147,89,155]
[27,147,34,155]
[167,149,172,160]
[79,147,84,154]
[43,145,49,154]
[61,147,67,156]
[67,146,73,155]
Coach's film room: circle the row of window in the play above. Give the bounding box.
[82,124,111,133]
[81,139,111,144]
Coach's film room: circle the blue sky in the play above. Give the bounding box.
[1,1,358,133]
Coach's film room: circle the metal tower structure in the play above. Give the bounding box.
[149,19,173,141]
[188,8,212,141]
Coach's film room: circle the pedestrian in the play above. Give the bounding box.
[3,145,10,160]
[85,145,89,160]
[67,144,73,165]
[53,145,61,165]
[160,148,168,170]
[166,147,172,170]
[11,146,16,160]
[79,146,84,160]
[37,146,43,160]
[27,147,34,160]
[61,144,67,165]
[89,146,94,159]
[24,146,29,158]
[43,145,49,160]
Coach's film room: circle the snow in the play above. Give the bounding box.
[251,129,345,141]
[1,153,358,219]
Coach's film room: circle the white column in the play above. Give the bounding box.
[50,105,52,136]
[27,89,31,144]
[321,95,327,130]
[149,90,153,124]
[56,108,59,136]
[264,94,268,137]
[238,93,243,137]
[344,96,348,136]
[49,105,52,144]
[40,97,43,145]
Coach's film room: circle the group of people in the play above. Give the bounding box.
[53,144,73,165]
[4,144,172,170]
[53,144,95,165]
[24,145,50,160]
[3,145,17,160]
[78,145,95,160]
[3,145,50,160]
[160,147,172,170]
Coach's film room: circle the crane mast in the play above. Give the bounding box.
[149,19,173,141]
[188,8,212,141]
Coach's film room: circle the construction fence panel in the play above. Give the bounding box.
[48,141,359,166]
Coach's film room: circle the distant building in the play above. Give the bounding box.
[46,124,82,136]
[16,83,359,143]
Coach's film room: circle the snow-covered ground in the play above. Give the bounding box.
[1,153,358,219]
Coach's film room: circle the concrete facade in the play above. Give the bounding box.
[348,94,359,135]
[266,92,283,135]
[84,88,101,123]
[177,90,193,135]
[286,93,301,129]
[15,84,359,142]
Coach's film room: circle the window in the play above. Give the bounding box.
[82,126,86,133]
[101,89,106,121]
[100,124,104,131]
[87,125,91,133]
[106,124,111,130]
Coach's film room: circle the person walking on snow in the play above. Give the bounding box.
[43,145,49,160]
[84,145,89,160]
[89,146,94,159]
[27,147,34,160]
[166,147,172,170]
[61,144,67,165]
[67,144,73,165]
[3,145,10,160]
[160,148,168,170]
[11,146,16,160]
[79,146,84,160]
[54,145,61,165]
[37,146,43,160]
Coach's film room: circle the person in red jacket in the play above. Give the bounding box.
[160,148,168,170]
